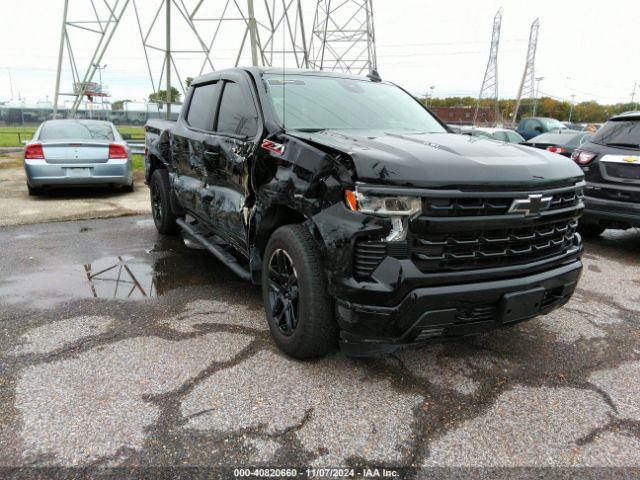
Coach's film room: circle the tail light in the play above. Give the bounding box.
[24,143,44,160]
[571,150,597,165]
[546,146,566,154]
[109,143,128,159]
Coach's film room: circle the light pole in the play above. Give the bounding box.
[532,76,544,116]
[92,63,107,120]
[569,94,576,123]
[429,85,435,107]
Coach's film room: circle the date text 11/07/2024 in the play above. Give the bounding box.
[233,467,400,477]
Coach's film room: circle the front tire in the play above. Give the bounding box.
[150,169,179,235]
[262,224,338,359]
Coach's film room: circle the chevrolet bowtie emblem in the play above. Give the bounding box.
[508,194,552,216]
[623,156,638,163]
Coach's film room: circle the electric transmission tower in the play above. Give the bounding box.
[308,0,377,75]
[512,18,540,126]
[473,8,502,126]
[54,0,310,119]
[53,0,131,118]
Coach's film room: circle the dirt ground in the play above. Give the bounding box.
[0,153,150,227]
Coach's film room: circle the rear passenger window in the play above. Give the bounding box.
[216,81,258,137]
[186,82,219,130]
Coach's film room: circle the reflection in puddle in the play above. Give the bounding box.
[83,256,156,299]
[0,235,243,308]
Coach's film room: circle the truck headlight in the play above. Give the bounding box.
[345,189,421,242]
[345,189,422,216]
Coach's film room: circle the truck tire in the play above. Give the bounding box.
[150,168,180,235]
[578,221,605,239]
[262,224,338,359]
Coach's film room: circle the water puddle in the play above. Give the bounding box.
[0,235,240,308]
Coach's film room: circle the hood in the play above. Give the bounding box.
[290,130,584,189]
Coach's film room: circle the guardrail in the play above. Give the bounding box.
[127,141,145,155]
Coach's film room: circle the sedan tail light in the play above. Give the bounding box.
[571,150,597,165]
[24,143,44,160]
[546,146,566,154]
[109,143,128,159]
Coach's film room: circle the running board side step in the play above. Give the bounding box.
[176,218,251,281]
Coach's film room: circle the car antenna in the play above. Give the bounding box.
[282,23,286,131]
[367,69,382,82]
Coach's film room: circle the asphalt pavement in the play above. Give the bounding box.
[0,215,639,475]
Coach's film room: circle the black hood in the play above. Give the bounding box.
[290,130,584,189]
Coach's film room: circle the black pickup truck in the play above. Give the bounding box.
[144,67,585,358]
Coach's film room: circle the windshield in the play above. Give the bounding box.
[590,119,640,148]
[264,74,446,133]
[542,118,567,130]
[40,121,115,141]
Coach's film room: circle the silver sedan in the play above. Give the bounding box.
[23,119,134,195]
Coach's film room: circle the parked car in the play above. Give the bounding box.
[472,127,525,143]
[516,117,575,140]
[571,111,640,237]
[145,67,584,358]
[524,132,590,157]
[23,119,134,195]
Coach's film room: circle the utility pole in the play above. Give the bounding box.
[53,0,70,119]
[429,86,435,107]
[512,18,540,126]
[93,63,107,120]
[165,0,171,120]
[569,94,576,122]
[631,82,638,110]
[473,8,502,126]
[5,68,14,99]
[532,76,544,116]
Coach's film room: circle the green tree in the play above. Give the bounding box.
[185,77,194,88]
[149,87,181,104]
[111,99,131,111]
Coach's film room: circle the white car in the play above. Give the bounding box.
[23,119,134,195]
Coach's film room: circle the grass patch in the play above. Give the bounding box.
[0,125,145,147]
[0,127,36,147]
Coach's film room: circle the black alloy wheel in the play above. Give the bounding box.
[267,248,300,335]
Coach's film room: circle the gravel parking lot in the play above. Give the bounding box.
[0,214,638,474]
[0,153,149,227]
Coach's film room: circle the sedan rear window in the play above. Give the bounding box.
[40,122,115,141]
[591,119,640,149]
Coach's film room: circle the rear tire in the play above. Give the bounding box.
[27,184,43,196]
[578,221,605,239]
[150,169,179,235]
[262,224,338,359]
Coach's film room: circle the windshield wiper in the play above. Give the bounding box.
[604,142,640,149]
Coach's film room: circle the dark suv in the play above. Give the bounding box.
[571,111,640,237]
[144,68,584,358]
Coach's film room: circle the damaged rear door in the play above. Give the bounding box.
[201,72,261,254]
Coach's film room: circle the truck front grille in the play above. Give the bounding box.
[353,183,583,278]
[410,219,578,272]
[422,188,583,217]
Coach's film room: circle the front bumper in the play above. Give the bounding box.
[583,193,640,228]
[24,159,133,187]
[337,259,582,355]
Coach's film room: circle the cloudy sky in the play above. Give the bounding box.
[1,0,638,105]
